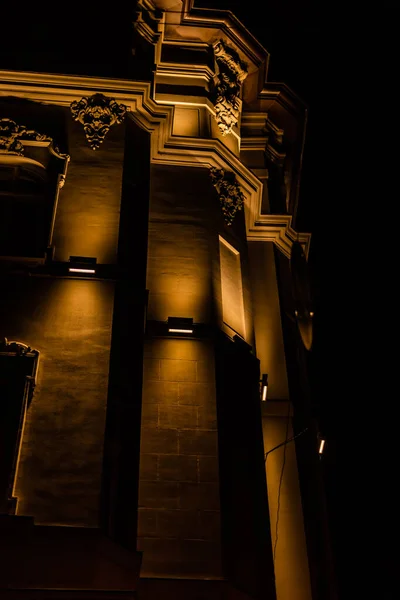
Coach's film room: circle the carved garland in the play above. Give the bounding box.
[70,93,128,150]
[0,118,54,155]
[213,40,248,136]
[210,167,245,225]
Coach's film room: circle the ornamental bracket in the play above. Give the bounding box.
[70,93,128,150]
[210,167,245,225]
[212,40,248,136]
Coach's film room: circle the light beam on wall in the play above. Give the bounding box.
[261,373,269,401]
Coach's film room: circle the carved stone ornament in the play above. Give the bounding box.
[213,40,248,136]
[70,93,128,150]
[0,118,54,156]
[0,338,37,356]
[210,167,245,225]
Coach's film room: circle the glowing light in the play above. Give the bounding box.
[167,317,194,335]
[68,268,96,274]
[319,439,325,454]
[261,373,268,401]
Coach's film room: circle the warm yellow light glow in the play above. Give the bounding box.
[168,328,193,334]
[69,268,96,274]
[262,384,268,402]
[319,439,325,454]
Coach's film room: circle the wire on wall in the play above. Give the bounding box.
[271,401,291,563]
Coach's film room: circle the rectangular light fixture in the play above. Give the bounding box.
[318,439,326,454]
[167,317,193,334]
[68,256,97,274]
[261,373,269,401]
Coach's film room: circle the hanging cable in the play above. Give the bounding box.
[272,401,291,564]
[265,426,309,461]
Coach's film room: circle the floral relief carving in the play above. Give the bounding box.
[212,40,248,136]
[210,167,245,225]
[0,118,54,155]
[70,93,128,150]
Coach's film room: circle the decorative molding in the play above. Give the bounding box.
[210,166,245,225]
[0,70,311,258]
[0,337,40,400]
[0,338,38,357]
[0,118,53,155]
[70,93,128,150]
[212,40,248,136]
[134,0,164,45]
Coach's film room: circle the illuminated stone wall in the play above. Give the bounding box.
[139,164,222,577]
[138,338,221,577]
[0,277,114,526]
[52,112,125,264]
[262,404,312,600]
[248,241,289,400]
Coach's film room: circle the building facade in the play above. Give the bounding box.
[0,2,335,599]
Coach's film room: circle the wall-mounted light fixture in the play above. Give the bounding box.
[167,317,193,334]
[68,256,97,274]
[318,438,326,455]
[260,373,269,401]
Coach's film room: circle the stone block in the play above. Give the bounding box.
[158,455,198,482]
[142,381,179,405]
[140,428,178,454]
[198,457,219,482]
[196,360,214,382]
[180,483,220,510]
[197,405,217,430]
[160,359,196,383]
[144,339,209,361]
[143,358,160,381]
[139,482,179,509]
[157,509,199,538]
[198,510,221,541]
[139,454,158,481]
[141,404,158,428]
[178,383,215,406]
[138,508,158,537]
[158,405,197,429]
[147,292,211,324]
[178,430,218,456]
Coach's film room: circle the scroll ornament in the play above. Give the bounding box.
[213,40,248,136]
[0,118,54,155]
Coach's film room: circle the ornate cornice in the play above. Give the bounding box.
[0,118,54,155]
[212,40,248,136]
[70,93,128,150]
[210,166,245,225]
[0,70,311,259]
[134,0,163,45]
